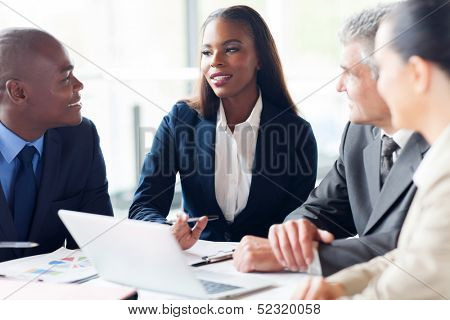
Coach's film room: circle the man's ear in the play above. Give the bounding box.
[5,79,27,104]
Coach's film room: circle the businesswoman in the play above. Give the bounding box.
[129,5,317,249]
[292,0,450,299]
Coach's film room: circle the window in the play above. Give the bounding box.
[0,0,396,217]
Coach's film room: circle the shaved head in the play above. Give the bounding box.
[0,28,83,141]
[0,28,64,90]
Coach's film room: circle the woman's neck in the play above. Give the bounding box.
[420,115,450,144]
[418,89,450,144]
[221,85,259,132]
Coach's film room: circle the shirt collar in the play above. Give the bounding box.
[380,129,414,150]
[217,89,263,131]
[0,121,44,163]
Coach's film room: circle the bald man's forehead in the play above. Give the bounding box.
[28,44,73,83]
[28,33,67,60]
[0,29,72,80]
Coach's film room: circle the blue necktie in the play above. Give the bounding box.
[13,145,38,240]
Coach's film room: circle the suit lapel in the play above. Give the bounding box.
[363,133,429,234]
[28,129,61,241]
[196,115,222,214]
[363,127,381,207]
[0,183,18,241]
[236,99,277,220]
[240,121,265,218]
[0,186,21,259]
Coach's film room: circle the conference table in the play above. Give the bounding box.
[0,241,308,300]
[84,259,306,300]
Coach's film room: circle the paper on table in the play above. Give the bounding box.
[0,247,97,283]
[0,279,137,300]
[183,240,238,266]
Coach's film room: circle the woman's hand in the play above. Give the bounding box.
[170,214,208,250]
[292,276,346,300]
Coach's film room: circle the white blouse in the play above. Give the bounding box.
[214,92,263,222]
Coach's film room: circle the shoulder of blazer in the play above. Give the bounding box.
[346,123,378,140]
[167,101,205,128]
[344,123,378,148]
[51,117,97,139]
[46,118,99,154]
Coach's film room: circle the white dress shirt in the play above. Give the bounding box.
[214,92,263,222]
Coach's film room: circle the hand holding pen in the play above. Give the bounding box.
[169,213,218,250]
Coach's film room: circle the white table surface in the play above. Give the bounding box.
[85,259,307,300]
[0,242,308,300]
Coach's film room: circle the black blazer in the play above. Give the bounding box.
[286,123,429,275]
[0,118,113,262]
[130,100,317,241]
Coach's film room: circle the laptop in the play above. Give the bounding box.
[58,210,273,299]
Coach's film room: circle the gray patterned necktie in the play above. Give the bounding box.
[380,135,400,189]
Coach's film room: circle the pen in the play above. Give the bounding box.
[0,242,39,248]
[191,251,235,267]
[165,215,219,225]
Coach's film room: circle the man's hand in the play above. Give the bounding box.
[170,214,208,250]
[292,276,345,300]
[269,219,334,271]
[233,236,285,272]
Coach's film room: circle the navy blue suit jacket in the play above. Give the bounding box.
[0,118,113,262]
[129,100,317,241]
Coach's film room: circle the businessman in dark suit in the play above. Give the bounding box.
[0,28,113,262]
[233,4,429,276]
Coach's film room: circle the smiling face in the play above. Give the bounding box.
[374,21,420,131]
[200,18,260,101]
[336,41,391,128]
[24,37,84,130]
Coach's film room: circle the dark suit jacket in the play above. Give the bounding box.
[285,123,429,276]
[0,118,113,262]
[129,100,318,241]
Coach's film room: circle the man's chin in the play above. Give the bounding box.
[51,116,83,129]
[70,118,83,127]
[348,112,368,125]
[65,114,83,126]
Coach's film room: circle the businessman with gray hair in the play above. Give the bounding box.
[233,3,429,276]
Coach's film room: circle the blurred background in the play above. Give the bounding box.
[0,0,396,217]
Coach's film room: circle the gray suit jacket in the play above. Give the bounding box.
[329,125,450,299]
[285,123,429,276]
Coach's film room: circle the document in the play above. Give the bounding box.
[0,279,136,300]
[0,247,97,283]
[184,240,238,266]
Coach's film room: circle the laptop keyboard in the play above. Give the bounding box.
[199,279,241,294]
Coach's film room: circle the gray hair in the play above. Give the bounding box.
[339,3,398,78]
